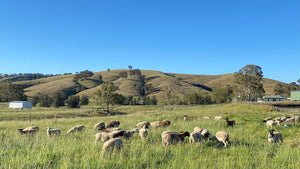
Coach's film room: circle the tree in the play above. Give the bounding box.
[66,95,80,108]
[0,82,27,102]
[128,65,132,70]
[211,85,233,103]
[235,65,265,101]
[80,95,89,105]
[94,81,117,113]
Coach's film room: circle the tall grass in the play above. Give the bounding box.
[1,104,299,168]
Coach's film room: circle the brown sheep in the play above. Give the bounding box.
[162,131,190,147]
[102,138,123,154]
[67,125,85,135]
[106,121,120,128]
[95,130,125,143]
[158,119,171,127]
[93,122,105,130]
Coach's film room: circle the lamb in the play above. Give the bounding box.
[18,126,39,135]
[268,129,283,145]
[136,121,150,128]
[189,131,202,144]
[102,138,123,154]
[201,129,210,142]
[266,120,278,127]
[139,124,149,139]
[46,127,61,137]
[161,131,190,147]
[184,115,188,121]
[215,116,223,120]
[122,128,139,139]
[106,121,120,128]
[95,130,125,143]
[212,131,229,148]
[225,117,235,127]
[158,119,171,127]
[67,125,85,135]
[150,121,160,128]
[93,122,105,130]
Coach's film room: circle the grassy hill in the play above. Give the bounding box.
[10,69,284,101]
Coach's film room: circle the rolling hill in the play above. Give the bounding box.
[9,69,284,102]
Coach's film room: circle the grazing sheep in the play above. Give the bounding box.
[95,130,125,143]
[67,125,85,135]
[225,117,235,127]
[102,138,123,154]
[212,131,229,148]
[46,127,61,137]
[215,116,223,120]
[202,116,211,120]
[123,128,139,139]
[136,121,150,128]
[161,131,190,147]
[93,122,105,130]
[268,129,283,145]
[158,119,171,127]
[106,121,120,128]
[193,127,203,133]
[18,126,39,135]
[189,131,202,144]
[201,129,210,142]
[184,115,188,121]
[266,120,278,128]
[139,124,149,139]
[99,127,122,133]
[150,121,160,128]
[262,117,273,123]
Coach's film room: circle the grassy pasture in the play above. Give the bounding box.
[1,104,300,168]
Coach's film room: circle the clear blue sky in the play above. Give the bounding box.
[0,0,299,83]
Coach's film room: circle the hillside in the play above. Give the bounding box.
[11,69,284,101]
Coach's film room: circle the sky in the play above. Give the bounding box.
[0,0,299,83]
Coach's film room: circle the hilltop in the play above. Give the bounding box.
[6,69,283,102]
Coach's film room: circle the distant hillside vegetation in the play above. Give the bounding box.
[8,69,284,102]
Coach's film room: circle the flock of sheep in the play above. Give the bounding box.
[17,114,288,154]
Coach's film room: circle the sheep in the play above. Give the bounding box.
[46,127,61,137]
[189,131,202,144]
[215,116,223,120]
[262,117,273,123]
[99,126,122,133]
[158,119,171,127]
[102,138,123,154]
[266,120,278,128]
[193,127,203,133]
[122,128,139,139]
[18,126,39,135]
[184,115,188,121]
[212,131,229,148]
[136,121,150,128]
[201,129,210,142]
[67,125,85,135]
[225,117,235,127]
[268,129,283,145]
[139,124,149,139]
[150,121,160,128]
[95,130,125,143]
[161,131,190,147]
[93,122,105,130]
[202,116,211,120]
[106,121,120,128]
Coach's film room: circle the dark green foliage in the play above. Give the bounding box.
[274,82,300,97]
[0,82,27,102]
[94,81,117,113]
[118,71,128,79]
[73,70,94,81]
[52,92,66,108]
[79,95,89,105]
[211,85,233,103]
[66,95,80,108]
[37,93,52,107]
[182,92,212,105]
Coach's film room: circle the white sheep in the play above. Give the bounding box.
[193,127,203,133]
[93,122,105,130]
[102,138,123,154]
[215,116,223,120]
[139,124,149,139]
[266,120,277,128]
[18,126,39,135]
[268,129,283,145]
[150,121,160,128]
[202,116,211,120]
[95,130,125,143]
[46,127,61,137]
[184,115,188,121]
[212,131,229,148]
[67,125,85,135]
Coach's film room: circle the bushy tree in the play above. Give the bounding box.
[211,85,233,103]
[0,82,27,102]
[52,91,66,108]
[94,81,117,113]
[235,65,265,101]
[80,95,89,105]
[66,95,80,108]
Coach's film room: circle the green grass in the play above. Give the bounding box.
[1,104,299,168]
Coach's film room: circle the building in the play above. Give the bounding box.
[291,90,300,101]
[263,95,287,102]
[9,101,32,109]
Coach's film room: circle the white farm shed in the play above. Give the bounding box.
[9,101,32,109]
